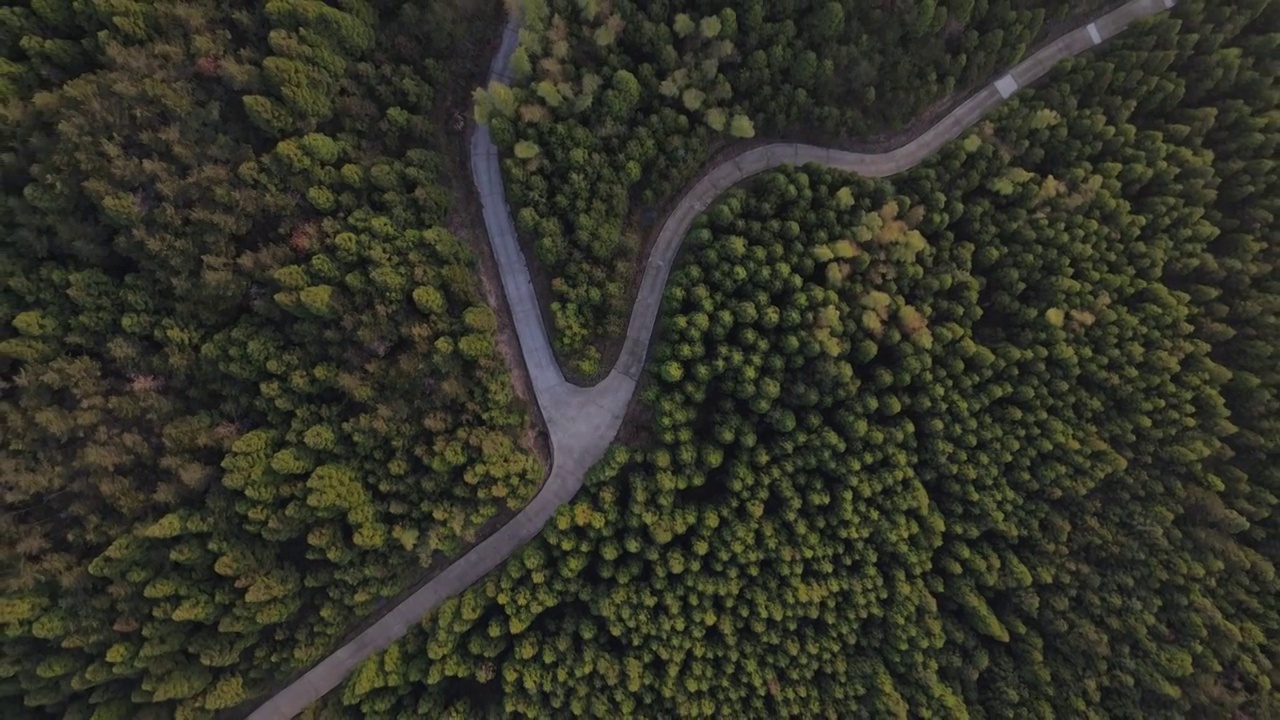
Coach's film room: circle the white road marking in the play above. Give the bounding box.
[995,74,1019,99]
[253,1,1183,716]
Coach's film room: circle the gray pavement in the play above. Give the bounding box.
[247,0,1175,716]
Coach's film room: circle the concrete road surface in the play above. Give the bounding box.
[247,0,1176,716]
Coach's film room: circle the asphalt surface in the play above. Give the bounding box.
[247,1,1176,716]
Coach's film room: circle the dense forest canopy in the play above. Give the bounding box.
[0,0,540,717]
[328,0,1278,717]
[1,0,1276,717]
[482,0,1114,375]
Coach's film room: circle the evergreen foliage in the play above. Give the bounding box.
[0,1,539,716]
[336,1,1278,715]
[489,0,1113,373]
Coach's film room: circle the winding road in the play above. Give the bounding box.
[247,0,1177,716]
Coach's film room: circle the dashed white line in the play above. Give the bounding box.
[995,74,1019,99]
[251,1,1184,716]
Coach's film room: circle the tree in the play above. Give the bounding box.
[729,114,755,138]
[705,107,727,131]
[243,95,294,136]
[699,16,722,39]
[514,140,542,159]
[673,14,695,38]
[0,2,542,716]
[604,69,640,119]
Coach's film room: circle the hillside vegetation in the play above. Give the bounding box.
[481,0,1111,374]
[330,1,1278,716]
[0,1,539,716]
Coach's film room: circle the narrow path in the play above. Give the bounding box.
[247,1,1176,716]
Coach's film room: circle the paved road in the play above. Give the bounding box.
[247,0,1176,716]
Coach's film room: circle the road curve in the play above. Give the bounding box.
[246,0,1176,716]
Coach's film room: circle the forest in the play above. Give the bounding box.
[478,0,1115,376]
[0,1,542,717]
[327,0,1279,717]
